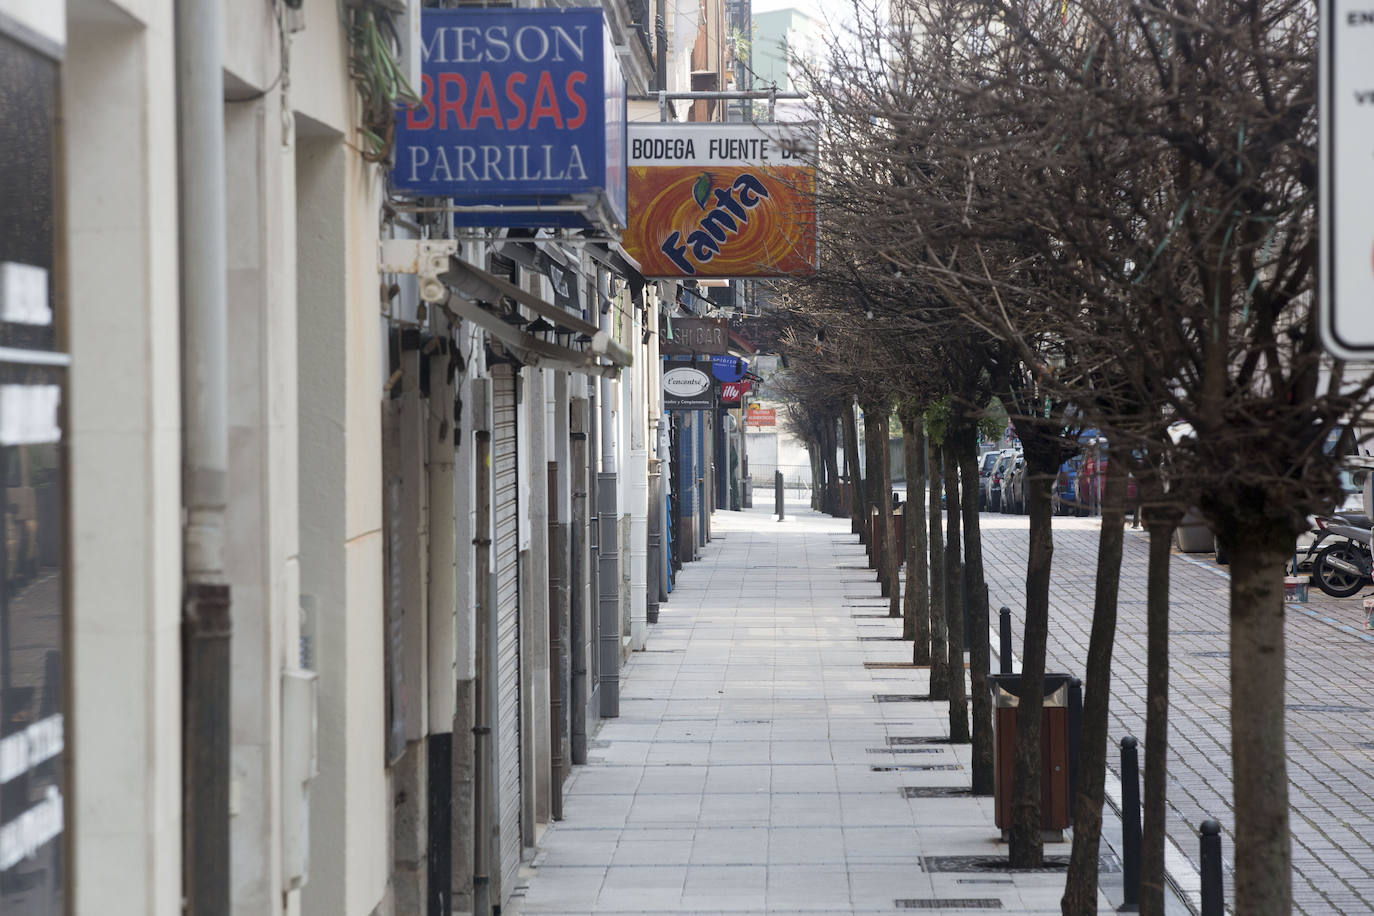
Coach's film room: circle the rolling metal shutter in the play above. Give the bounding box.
[491,364,523,903]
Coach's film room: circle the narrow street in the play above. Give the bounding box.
[510,499,1115,915]
[981,514,1374,916]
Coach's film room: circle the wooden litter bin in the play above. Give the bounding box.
[989,673,1073,835]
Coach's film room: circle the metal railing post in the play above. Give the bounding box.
[1121,736,1142,907]
[998,606,1013,674]
[1200,819,1223,916]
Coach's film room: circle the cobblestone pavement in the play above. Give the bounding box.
[511,500,1117,914]
[979,511,1374,915]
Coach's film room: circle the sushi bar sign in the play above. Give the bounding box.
[392,8,627,230]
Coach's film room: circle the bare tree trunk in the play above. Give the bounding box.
[928,443,949,698]
[881,411,901,618]
[958,430,993,793]
[808,441,822,511]
[905,411,930,652]
[944,446,969,742]
[1062,453,1128,914]
[843,401,865,537]
[1228,525,1294,915]
[1009,443,1059,867]
[1140,503,1180,916]
[863,401,886,577]
[824,420,842,517]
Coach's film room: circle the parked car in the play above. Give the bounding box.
[1055,456,1083,516]
[982,448,1015,510]
[988,450,1019,512]
[977,450,1001,509]
[1002,455,1027,513]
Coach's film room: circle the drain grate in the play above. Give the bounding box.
[921,854,1120,874]
[867,747,942,754]
[895,899,1002,910]
[957,879,1014,885]
[852,613,891,618]
[889,736,952,745]
[874,694,933,703]
[1173,629,1225,636]
[858,636,908,641]
[1287,704,1372,714]
[872,764,961,772]
[902,786,974,798]
[1192,651,1229,658]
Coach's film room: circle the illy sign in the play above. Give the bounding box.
[663,365,716,411]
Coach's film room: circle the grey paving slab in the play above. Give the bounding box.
[509,499,1115,915]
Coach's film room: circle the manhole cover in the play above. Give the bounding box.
[867,747,941,754]
[901,787,973,798]
[1287,704,1372,714]
[895,901,1002,910]
[874,694,933,703]
[871,764,961,772]
[920,854,1120,874]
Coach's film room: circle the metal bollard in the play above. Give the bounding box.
[775,470,784,521]
[1200,819,1223,916]
[1067,678,1082,801]
[1121,736,1142,908]
[998,607,1013,674]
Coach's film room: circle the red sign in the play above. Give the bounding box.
[746,407,776,426]
[720,380,750,403]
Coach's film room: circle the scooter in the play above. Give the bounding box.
[1303,513,1374,598]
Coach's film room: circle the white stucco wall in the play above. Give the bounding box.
[63,2,182,914]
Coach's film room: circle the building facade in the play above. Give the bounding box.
[0,1,741,915]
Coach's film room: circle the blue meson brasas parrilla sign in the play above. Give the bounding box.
[392,8,627,230]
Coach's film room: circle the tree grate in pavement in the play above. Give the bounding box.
[901,786,974,798]
[867,746,942,754]
[867,661,970,669]
[920,854,1121,874]
[874,694,935,703]
[895,900,1002,910]
[872,764,961,772]
[889,736,954,745]
[1286,704,1371,714]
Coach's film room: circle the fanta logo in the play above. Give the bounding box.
[659,174,770,276]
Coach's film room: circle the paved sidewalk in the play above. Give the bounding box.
[510,500,1114,915]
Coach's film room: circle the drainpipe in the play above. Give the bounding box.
[597,267,620,717]
[176,0,231,914]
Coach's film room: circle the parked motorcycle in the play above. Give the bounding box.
[1302,514,1374,598]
